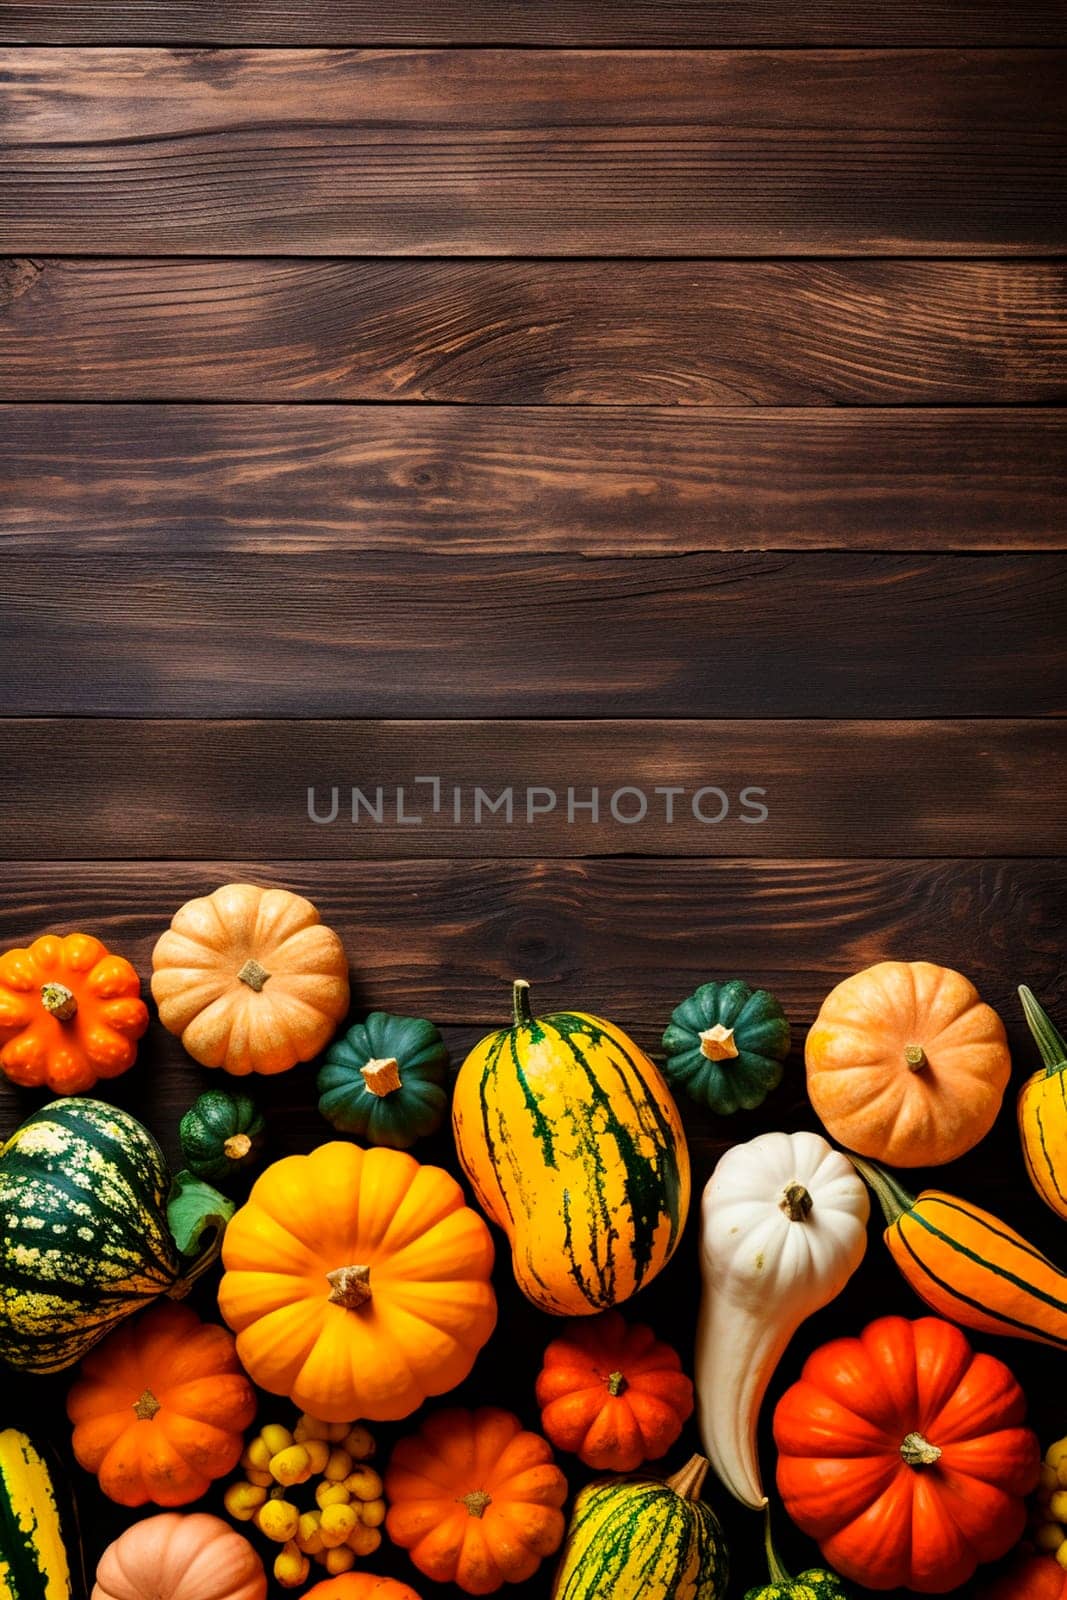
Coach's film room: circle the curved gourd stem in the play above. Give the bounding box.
[665,1454,709,1502]
[849,1156,916,1225]
[1020,985,1067,1078]
[763,1509,792,1584]
[513,978,534,1027]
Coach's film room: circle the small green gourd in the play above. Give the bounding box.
[179,1089,265,1184]
[662,979,791,1114]
[744,1515,850,1599]
[317,1011,450,1150]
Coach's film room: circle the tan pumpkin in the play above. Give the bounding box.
[92,1512,267,1600]
[805,960,1010,1166]
[152,884,349,1075]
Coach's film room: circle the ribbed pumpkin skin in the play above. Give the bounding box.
[551,1467,727,1600]
[0,1430,74,1600]
[179,1090,265,1184]
[662,980,791,1114]
[452,985,689,1316]
[317,1013,450,1150]
[1017,988,1067,1220]
[0,1098,178,1373]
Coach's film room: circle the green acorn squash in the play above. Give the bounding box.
[0,1428,82,1599]
[317,1012,450,1150]
[662,980,791,1114]
[552,1454,727,1600]
[0,1098,230,1373]
[179,1089,265,1183]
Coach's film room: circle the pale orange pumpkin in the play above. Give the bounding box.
[151,883,349,1075]
[305,1579,424,1600]
[92,1513,267,1600]
[805,960,1010,1167]
[67,1302,257,1507]
[385,1407,568,1595]
[218,1142,497,1423]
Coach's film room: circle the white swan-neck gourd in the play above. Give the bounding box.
[696,1129,869,1509]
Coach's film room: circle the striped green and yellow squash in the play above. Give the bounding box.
[1017,986,1067,1220]
[452,979,690,1316]
[552,1455,727,1600]
[0,1098,180,1373]
[0,1429,78,1599]
[853,1157,1067,1349]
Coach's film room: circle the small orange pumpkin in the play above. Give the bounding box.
[0,932,149,1094]
[305,1579,424,1600]
[218,1142,497,1423]
[152,883,349,1075]
[978,1554,1067,1600]
[386,1407,568,1595]
[805,960,1011,1166]
[68,1301,257,1507]
[92,1512,267,1600]
[535,1310,693,1472]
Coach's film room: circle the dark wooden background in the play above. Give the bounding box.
[1,5,1065,1597]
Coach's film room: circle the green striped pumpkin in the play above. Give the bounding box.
[0,1429,78,1599]
[452,980,690,1316]
[552,1455,727,1600]
[0,1099,209,1373]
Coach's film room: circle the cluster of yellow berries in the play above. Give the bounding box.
[223,1413,386,1590]
[1031,1435,1067,1570]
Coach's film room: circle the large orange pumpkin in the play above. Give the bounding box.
[774,1314,1040,1593]
[805,960,1010,1166]
[152,883,349,1075]
[218,1143,497,1423]
[305,1579,424,1600]
[67,1301,257,1507]
[0,932,149,1094]
[535,1310,693,1472]
[385,1407,568,1595]
[92,1513,266,1600]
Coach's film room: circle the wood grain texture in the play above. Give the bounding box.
[5,404,1065,554]
[3,0,1064,47]
[3,48,1064,254]
[5,719,1063,860]
[2,551,1064,717]
[3,259,1064,404]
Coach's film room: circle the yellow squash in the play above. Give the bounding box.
[1018,986,1067,1220]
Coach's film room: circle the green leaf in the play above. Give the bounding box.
[166,1168,234,1262]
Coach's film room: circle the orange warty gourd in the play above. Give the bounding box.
[535,1310,693,1472]
[305,1579,424,1600]
[385,1407,568,1596]
[67,1301,257,1507]
[805,960,1010,1166]
[218,1143,497,1423]
[774,1314,1040,1593]
[152,883,349,1075]
[92,1513,267,1600]
[0,933,149,1094]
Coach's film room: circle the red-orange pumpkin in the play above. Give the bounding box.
[304,1580,424,1600]
[774,1314,1040,1593]
[979,1554,1067,1600]
[535,1310,693,1472]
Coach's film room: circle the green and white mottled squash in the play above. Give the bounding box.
[0,1428,79,1599]
[552,1455,727,1600]
[179,1089,266,1184]
[317,1012,450,1150]
[0,1099,228,1374]
[662,980,791,1115]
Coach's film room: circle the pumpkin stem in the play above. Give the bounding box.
[133,1388,161,1421]
[1019,986,1067,1078]
[237,958,270,992]
[762,1508,792,1585]
[904,1045,927,1072]
[327,1265,372,1309]
[779,1181,814,1222]
[460,1490,493,1518]
[607,1370,628,1397]
[665,1454,709,1503]
[849,1156,915,1226]
[699,1024,740,1062]
[512,978,534,1027]
[223,1133,253,1161]
[361,1056,403,1097]
[40,982,77,1021]
[901,1431,942,1468]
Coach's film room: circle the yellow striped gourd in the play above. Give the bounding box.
[1018,985,1067,1220]
[0,1430,77,1599]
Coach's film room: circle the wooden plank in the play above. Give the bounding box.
[5,404,1064,555]
[4,719,1063,860]
[3,258,1063,404]
[2,49,1063,255]
[1,551,1064,717]
[3,1,1064,48]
